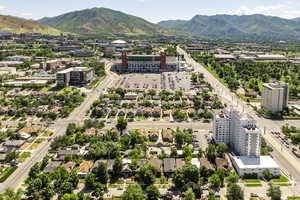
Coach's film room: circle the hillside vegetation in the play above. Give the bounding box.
[39,7,171,36]
[0,15,61,35]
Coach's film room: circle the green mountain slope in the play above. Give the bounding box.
[0,15,61,35]
[158,14,300,41]
[39,7,171,36]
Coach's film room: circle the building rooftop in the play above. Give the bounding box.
[57,67,92,74]
[214,54,236,59]
[112,40,127,44]
[256,54,286,59]
[263,82,288,89]
[232,156,279,169]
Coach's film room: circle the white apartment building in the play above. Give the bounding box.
[230,110,261,157]
[213,109,261,157]
[213,109,280,178]
[213,111,231,144]
[262,82,289,113]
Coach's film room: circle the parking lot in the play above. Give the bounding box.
[116,72,192,91]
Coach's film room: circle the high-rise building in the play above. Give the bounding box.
[262,82,289,113]
[213,109,261,157]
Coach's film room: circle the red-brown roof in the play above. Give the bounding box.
[78,161,94,173]
[200,158,214,170]
[215,158,229,170]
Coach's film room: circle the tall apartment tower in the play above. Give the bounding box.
[262,82,289,113]
[213,109,261,157]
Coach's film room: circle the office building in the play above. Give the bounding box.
[56,67,94,87]
[114,52,178,73]
[262,82,289,113]
[213,109,261,157]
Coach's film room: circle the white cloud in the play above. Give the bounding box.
[136,0,153,3]
[0,5,5,11]
[20,13,33,17]
[229,4,300,19]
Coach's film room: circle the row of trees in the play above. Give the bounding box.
[193,54,300,100]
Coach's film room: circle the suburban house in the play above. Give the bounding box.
[78,160,94,177]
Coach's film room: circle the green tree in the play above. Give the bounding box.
[146,185,160,200]
[209,174,221,188]
[173,164,200,188]
[0,188,23,200]
[115,88,126,98]
[267,184,281,200]
[263,170,273,181]
[206,144,216,162]
[183,188,196,200]
[136,163,158,187]
[112,156,123,179]
[226,183,244,200]
[122,183,144,200]
[116,117,128,134]
[94,162,109,185]
[216,142,228,157]
[4,151,18,163]
[183,146,193,160]
[226,173,239,184]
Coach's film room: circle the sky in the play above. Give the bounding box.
[1,0,300,23]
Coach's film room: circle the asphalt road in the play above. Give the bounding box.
[0,61,119,191]
[177,47,300,185]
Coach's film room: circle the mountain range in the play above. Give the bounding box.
[3,7,300,41]
[0,15,61,35]
[158,14,300,41]
[39,7,170,36]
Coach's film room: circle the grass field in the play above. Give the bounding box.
[288,197,300,200]
[245,183,263,187]
[244,179,261,183]
[271,175,289,183]
[273,183,292,186]
[237,93,261,103]
[17,152,31,162]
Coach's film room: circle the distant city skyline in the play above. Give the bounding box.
[1,0,300,23]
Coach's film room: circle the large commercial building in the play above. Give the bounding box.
[56,67,94,87]
[114,52,178,73]
[213,109,280,178]
[231,156,280,177]
[262,82,289,113]
[213,109,261,157]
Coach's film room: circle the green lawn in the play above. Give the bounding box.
[244,179,261,183]
[273,183,292,187]
[0,166,18,183]
[288,197,300,200]
[17,152,31,162]
[271,175,289,183]
[283,116,300,120]
[245,183,263,187]
[40,87,51,92]
[237,93,261,103]
[136,116,147,120]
